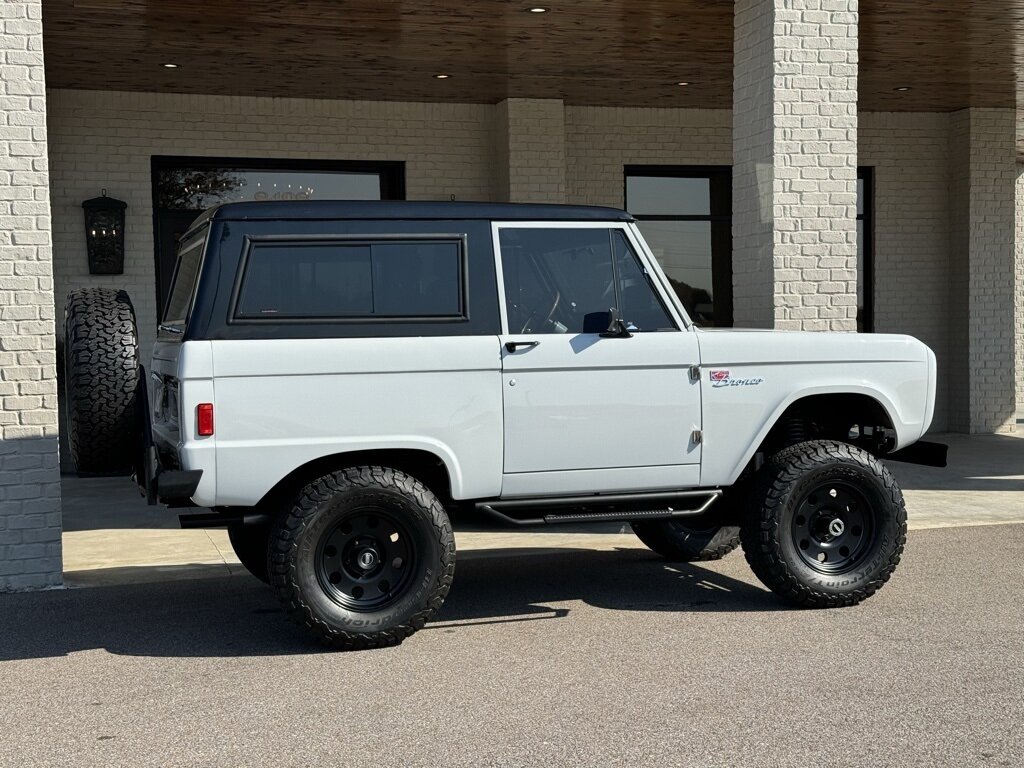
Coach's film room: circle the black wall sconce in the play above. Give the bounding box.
[82,190,127,275]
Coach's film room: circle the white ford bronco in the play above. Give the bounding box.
[63,201,945,650]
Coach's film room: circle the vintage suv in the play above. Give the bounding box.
[62,201,944,650]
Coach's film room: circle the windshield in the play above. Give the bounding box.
[161,226,207,332]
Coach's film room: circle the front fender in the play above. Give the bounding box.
[699,366,928,488]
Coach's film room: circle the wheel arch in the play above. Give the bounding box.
[253,447,457,513]
[725,388,900,485]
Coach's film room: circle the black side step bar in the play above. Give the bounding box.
[476,489,722,527]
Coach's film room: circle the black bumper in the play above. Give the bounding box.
[133,364,202,506]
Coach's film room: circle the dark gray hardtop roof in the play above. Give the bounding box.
[188,200,633,232]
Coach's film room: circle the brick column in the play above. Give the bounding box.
[732,0,858,330]
[948,108,1017,433]
[494,98,566,203]
[1016,163,1024,416]
[0,0,62,590]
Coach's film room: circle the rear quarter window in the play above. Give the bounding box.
[232,237,466,321]
[162,228,207,330]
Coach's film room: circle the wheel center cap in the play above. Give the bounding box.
[357,549,378,570]
[828,518,845,537]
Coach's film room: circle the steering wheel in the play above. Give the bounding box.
[518,290,561,333]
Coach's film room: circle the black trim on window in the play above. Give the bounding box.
[228,233,470,324]
[624,165,733,327]
[857,166,874,333]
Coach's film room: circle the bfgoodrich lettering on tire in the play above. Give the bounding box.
[740,440,906,608]
[63,288,141,475]
[268,466,455,650]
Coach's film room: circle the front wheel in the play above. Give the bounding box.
[268,466,455,650]
[740,440,906,608]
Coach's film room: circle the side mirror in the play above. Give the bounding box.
[599,307,633,338]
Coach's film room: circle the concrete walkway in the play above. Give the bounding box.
[60,432,1024,587]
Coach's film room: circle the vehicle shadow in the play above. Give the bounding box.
[0,547,781,661]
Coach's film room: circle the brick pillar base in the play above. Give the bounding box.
[0,0,62,590]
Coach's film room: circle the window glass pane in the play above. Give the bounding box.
[857,177,865,217]
[157,168,382,210]
[857,219,866,331]
[636,220,715,325]
[500,228,614,334]
[162,234,205,325]
[371,242,461,316]
[236,241,461,319]
[611,231,675,332]
[626,176,710,216]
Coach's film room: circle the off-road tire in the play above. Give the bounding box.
[631,518,740,561]
[228,523,271,584]
[268,466,455,650]
[63,288,141,475]
[740,440,906,608]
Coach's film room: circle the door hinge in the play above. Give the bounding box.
[689,365,700,382]
[691,429,702,445]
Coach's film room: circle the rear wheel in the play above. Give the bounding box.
[227,524,271,584]
[631,515,740,561]
[63,288,141,475]
[740,440,906,608]
[268,466,455,650]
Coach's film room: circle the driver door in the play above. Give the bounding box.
[495,222,702,497]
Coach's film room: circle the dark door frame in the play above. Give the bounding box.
[624,164,733,327]
[150,155,406,320]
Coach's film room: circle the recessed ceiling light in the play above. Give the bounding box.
[527,7,550,12]
[433,73,450,79]
[894,86,911,92]
[676,81,691,86]
[162,63,178,69]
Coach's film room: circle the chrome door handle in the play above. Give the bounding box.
[505,340,540,353]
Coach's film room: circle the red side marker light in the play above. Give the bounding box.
[197,403,214,436]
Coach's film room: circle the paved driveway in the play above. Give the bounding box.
[1,524,1022,767]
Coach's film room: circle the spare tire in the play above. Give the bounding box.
[63,288,141,475]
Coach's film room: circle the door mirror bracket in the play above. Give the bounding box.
[599,307,633,338]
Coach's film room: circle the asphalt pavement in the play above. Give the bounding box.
[2,523,1022,767]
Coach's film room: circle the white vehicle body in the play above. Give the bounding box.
[150,207,936,511]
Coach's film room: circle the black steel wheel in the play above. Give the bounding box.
[741,440,906,608]
[269,466,455,650]
[790,480,874,574]
[316,510,417,612]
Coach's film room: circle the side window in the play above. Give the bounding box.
[498,227,676,334]
[234,239,463,320]
[611,231,676,332]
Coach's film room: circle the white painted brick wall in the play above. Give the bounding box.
[860,112,952,431]
[47,89,497,365]
[733,0,859,332]
[0,0,62,591]
[565,107,732,205]
[1016,164,1024,413]
[495,99,566,203]
[953,108,1017,433]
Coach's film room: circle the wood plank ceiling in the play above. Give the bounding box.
[42,0,1024,112]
